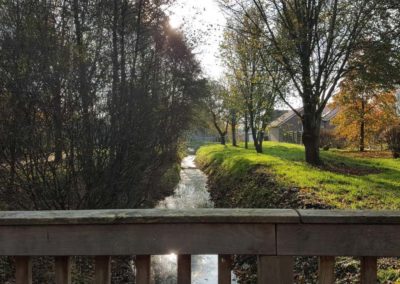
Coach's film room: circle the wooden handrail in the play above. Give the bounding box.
[4,209,400,283]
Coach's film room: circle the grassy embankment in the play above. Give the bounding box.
[197,142,400,209]
[196,142,400,283]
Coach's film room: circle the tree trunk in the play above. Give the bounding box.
[359,99,365,152]
[302,112,321,165]
[359,120,365,152]
[231,110,237,147]
[73,0,94,187]
[244,112,249,149]
[253,130,264,153]
[53,89,63,163]
[251,126,262,153]
[220,135,226,145]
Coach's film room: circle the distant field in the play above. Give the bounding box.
[196,142,400,209]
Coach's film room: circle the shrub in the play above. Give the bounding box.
[320,129,346,150]
[385,125,400,158]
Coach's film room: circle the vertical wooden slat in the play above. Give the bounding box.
[136,255,151,284]
[318,256,335,284]
[218,254,232,284]
[177,254,191,284]
[15,256,32,284]
[360,257,377,284]
[257,256,293,284]
[55,256,71,284]
[94,256,111,284]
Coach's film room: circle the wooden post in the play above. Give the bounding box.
[318,256,335,284]
[94,256,111,284]
[15,256,32,284]
[257,256,293,284]
[360,257,377,284]
[55,256,71,284]
[177,255,191,284]
[136,255,151,284]
[218,255,232,284]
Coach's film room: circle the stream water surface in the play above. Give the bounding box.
[152,155,236,283]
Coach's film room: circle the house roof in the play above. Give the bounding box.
[269,108,303,128]
[268,106,339,128]
[322,107,339,122]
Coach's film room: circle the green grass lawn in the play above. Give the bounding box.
[197,142,400,209]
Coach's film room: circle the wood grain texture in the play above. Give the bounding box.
[0,223,275,256]
[360,257,377,284]
[318,256,335,284]
[136,255,150,284]
[2,209,400,225]
[277,224,400,256]
[15,256,32,284]
[0,209,299,225]
[218,255,232,284]
[298,210,400,224]
[55,256,71,284]
[177,255,191,284]
[94,256,111,284]
[257,256,293,284]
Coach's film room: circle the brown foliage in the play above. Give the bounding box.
[332,85,399,150]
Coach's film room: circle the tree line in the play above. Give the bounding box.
[0,0,205,210]
[205,0,400,163]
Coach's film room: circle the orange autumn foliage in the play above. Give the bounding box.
[332,88,399,149]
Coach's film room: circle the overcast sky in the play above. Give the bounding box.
[167,0,226,79]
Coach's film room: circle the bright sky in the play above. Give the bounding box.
[167,0,226,79]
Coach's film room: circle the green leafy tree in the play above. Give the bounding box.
[222,0,390,164]
[204,82,231,145]
[221,11,286,153]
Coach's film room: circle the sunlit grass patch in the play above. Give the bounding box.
[197,142,400,209]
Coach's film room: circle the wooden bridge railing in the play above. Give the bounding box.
[2,208,400,283]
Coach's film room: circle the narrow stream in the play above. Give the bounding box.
[152,155,236,283]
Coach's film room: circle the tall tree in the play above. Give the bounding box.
[221,11,286,153]
[205,82,230,145]
[222,0,384,164]
[332,88,399,151]
[0,0,205,210]
[331,34,400,151]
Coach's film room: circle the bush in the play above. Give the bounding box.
[319,129,346,150]
[385,125,400,158]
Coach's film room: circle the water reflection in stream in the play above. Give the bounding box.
[152,155,236,283]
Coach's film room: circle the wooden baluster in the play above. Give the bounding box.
[361,257,377,284]
[257,256,293,284]
[318,256,335,284]
[94,256,111,284]
[218,255,232,284]
[55,256,71,284]
[177,254,191,284]
[136,255,151,284]
[15,256,32,284]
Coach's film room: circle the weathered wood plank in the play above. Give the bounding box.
[360,257,377,284]
[177,255,191,284]
[0,224,275,256]
[218,255,232,284]
[257,256,293,284]
[298,210,400,224]
[277,224,400,256]
[94,256,111,284]
[0,209,299,225]
[15,256,32,284]
[136,255,150,284]
[318,256,335,284]
[55,256,71,284]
